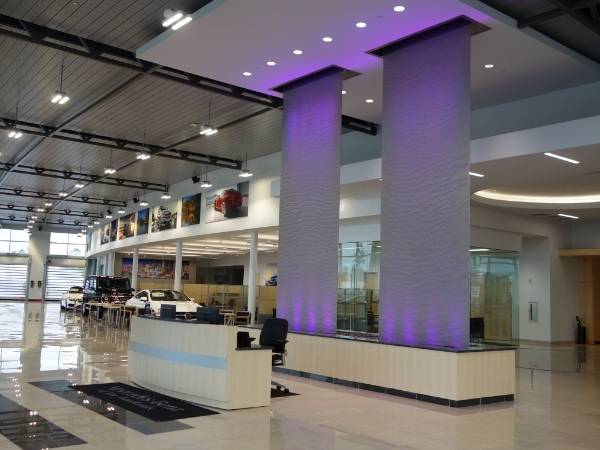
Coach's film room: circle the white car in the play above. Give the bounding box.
[61,286,83,310]
[125,289,200,319]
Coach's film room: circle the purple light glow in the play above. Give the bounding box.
[277,69,342,335]
[378,21,471,349]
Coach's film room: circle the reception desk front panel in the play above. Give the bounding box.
[129,317,272,410]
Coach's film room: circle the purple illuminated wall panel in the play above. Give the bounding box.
[277,69,342,334]
[379,22,471,348]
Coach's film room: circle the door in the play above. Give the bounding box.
[45,265,86,301]
[0,263,28,300]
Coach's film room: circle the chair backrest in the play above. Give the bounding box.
[196,307,220,324]
[259,318,288,353]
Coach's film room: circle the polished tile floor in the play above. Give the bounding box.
[1,302,600,450]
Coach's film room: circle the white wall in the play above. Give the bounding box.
[27,230,50,300]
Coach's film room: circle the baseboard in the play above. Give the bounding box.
[273,367,514,408]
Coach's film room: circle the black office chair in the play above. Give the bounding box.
[259,318,289,393]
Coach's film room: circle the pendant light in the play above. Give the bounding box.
[238,152,253,178]
[7,101,23,139]
[136,130,151,160]
[74,158,85,189]
[104,148,116,174]
[200,165,212,188]
[58,179,68,197]
[199,101,218,136]
[51,59,70,105]
[140,189,149,207]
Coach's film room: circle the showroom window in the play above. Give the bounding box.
[49,233,86,257]
[0,229,30,255]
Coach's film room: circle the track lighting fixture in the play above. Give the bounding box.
[238,152,253,178]
[58,218,64,224]
[191,176,200,184]
[136,152,151,160]
[132,197,139,204]
[199,101,218,136]
[74,182,85,189]
[59,191,68,197]
[51,61,70,105]
[162,9,192,30]
[36,208,45,212]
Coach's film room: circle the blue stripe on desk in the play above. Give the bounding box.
[129,341,228,370]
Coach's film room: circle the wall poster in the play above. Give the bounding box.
[181,193,201,227]
[205,181,249,223]
[121,258,190,280]
[118,213,136,240]
[151,200,178,232]
[100,223,110,245]
[137,208,149,235]
[109,219,118,242]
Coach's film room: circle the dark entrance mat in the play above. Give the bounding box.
[68,382,218,422]
[271,388,299,398]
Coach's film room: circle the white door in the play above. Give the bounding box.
[45,265,86,301]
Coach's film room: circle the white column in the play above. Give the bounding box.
[132,247,139,291]
[174,240,183,291]
[106,252,115,276]
[248,230,258,324]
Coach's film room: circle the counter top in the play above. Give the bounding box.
[242,325,516,353]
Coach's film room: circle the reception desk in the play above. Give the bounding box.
[247,328,516,407]
[128,316,272,410]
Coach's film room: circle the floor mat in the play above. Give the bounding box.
[68,382,219,422]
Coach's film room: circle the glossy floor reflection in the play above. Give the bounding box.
[1,302,600,449]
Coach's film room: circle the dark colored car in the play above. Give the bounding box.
[82,276,133,316]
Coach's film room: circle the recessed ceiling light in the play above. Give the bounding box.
[393,5,406,12]
[136,152,151,160]
[544,152,579,164]
[558,213,579,220]
[322,36,333,42]
[74,182,85,189]
[266,61,276,66]
[355,22,367,28]
[243,71,252,77]
[170,15,192,30]
[470,248,490,252]
[469,172,485,178]
[341,90,347,95]
[162,10,183,27]
[293,49,303,55]
[365,98,374,103]
[484,64,495,69]
[44,202,52,207]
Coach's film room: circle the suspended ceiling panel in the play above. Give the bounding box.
[138,0,600,122]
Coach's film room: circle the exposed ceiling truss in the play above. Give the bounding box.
[0,187,126,208]
[518,0,600,36]
[0,161,168,192]
[0,202,102,219]
[0,117,243,170]
[0,215,92,228]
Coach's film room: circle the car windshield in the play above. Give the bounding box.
[97,278,131,291]
[69,287,82,293]
[150,290,190,302]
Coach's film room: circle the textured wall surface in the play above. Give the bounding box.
[277,70,342,334]
[379,23,471,348]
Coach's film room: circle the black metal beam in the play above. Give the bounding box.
[0,202,102,219]
[0,216,91,228]
[518,0,600,29]
[0,162,167,191]
[0,187,126,207]
[0,14,379,136]
[0,118,242,170]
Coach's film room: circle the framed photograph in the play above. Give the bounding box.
[151,200,178,232]
[181,193,201,227]
[110,219,118,242]
[205,181,249,223]
[121,258,190,280]
[118,213,136,240]
[137,208,149,235]
[100,223,110,245]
